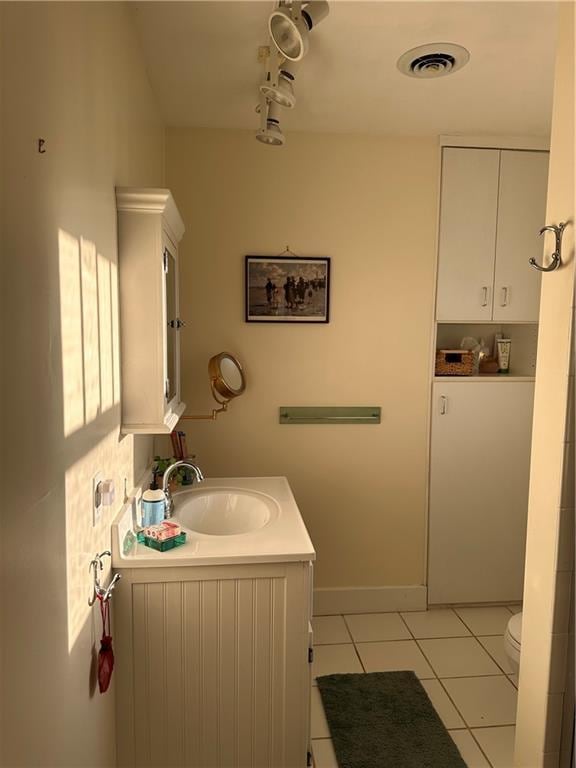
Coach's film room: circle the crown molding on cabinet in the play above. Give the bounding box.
[439,135,550,151]
[115,187,185,243]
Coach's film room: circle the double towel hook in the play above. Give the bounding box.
[88,550,121,606]
[529,222,567,273]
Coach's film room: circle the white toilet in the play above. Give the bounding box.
[504,612,522,674]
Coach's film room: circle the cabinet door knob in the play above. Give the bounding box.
[500,286,509,307]
[481,286,489,307]
[440,396,448,415]
[169,319,186,329]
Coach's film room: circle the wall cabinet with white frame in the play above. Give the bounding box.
[428,381,535,604]
[114,561,314,768]
[436,147,549,323]
[116,188,186,434]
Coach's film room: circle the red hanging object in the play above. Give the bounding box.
[97,598,115,694]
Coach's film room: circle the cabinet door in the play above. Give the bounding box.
[436,148,500,322]
[163,235,181,409]
[116,563,312,768]
[492,150,549,322]
[428,382,534,604]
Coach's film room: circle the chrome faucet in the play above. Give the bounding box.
[162,460,204,518]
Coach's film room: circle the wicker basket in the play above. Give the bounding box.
[435,349,475,376]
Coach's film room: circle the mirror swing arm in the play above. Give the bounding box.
[180,352,246,422]
[180,380,230,421]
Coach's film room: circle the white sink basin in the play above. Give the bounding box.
[174,488,279,535]
[112,477,315,567]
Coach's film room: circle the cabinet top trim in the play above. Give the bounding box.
[434,376,536,383]
[116,187,185,242]
[439,135,550,151]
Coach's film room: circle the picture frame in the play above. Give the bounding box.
[245,255,330,323]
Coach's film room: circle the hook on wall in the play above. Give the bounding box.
[88,550,121,606]
[530,222,567,272]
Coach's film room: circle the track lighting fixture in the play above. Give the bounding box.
[255,1,329,146]
[269,1,329,61]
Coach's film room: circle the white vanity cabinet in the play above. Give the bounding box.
[428,380,535,604]
[436,147,549,322]
[116,188,186,434]
[114,561,313,768]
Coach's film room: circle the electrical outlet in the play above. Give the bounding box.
[92,471,103,526]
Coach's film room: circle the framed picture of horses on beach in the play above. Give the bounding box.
[245,255,330,323]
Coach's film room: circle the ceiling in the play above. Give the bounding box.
[131,1,558,136]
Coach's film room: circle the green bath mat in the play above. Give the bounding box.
[316,671,467,768]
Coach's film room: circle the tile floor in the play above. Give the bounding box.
[311,605,521,768]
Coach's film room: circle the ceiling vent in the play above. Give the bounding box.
[397,43,470,78]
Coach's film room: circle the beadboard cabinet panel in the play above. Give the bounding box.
[115,562,313,768]
[428,381,535,604]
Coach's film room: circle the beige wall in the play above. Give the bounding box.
[514,3,575,766]
[164,128,438,588]
[0,4,163,766]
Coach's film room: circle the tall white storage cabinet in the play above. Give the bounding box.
[428,140,548,606]
[115,561,314,768]
[428,381,535,604]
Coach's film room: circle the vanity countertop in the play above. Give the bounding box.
[111,476,315,569]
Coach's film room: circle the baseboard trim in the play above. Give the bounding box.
[313,585,427,615]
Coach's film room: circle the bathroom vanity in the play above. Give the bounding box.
[112,477,315,768]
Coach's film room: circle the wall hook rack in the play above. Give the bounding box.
[88,550,121,606]
[530,222,567,272]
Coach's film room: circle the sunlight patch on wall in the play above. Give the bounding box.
[81,237,101,422]
[59,229,85,436]
[59,229,121,436]
[97,253,113,411]
[111,260,120,405]
[58,228,134,650]
[65,429,135,652]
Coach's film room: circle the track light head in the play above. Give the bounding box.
[259,61,298,108]
[255,100,285,146]
[269,1,329,61]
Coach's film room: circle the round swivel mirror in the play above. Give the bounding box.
[208,353,246,402]
[182,352,246,422]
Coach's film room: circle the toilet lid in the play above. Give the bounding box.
[507,613,522,645]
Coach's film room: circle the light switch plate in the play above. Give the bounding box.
[92,471,103,526]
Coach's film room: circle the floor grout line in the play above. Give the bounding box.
[351,640,367,674]
[476,636,515,677]
[398,610,417,640]
[468,725,497,768]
